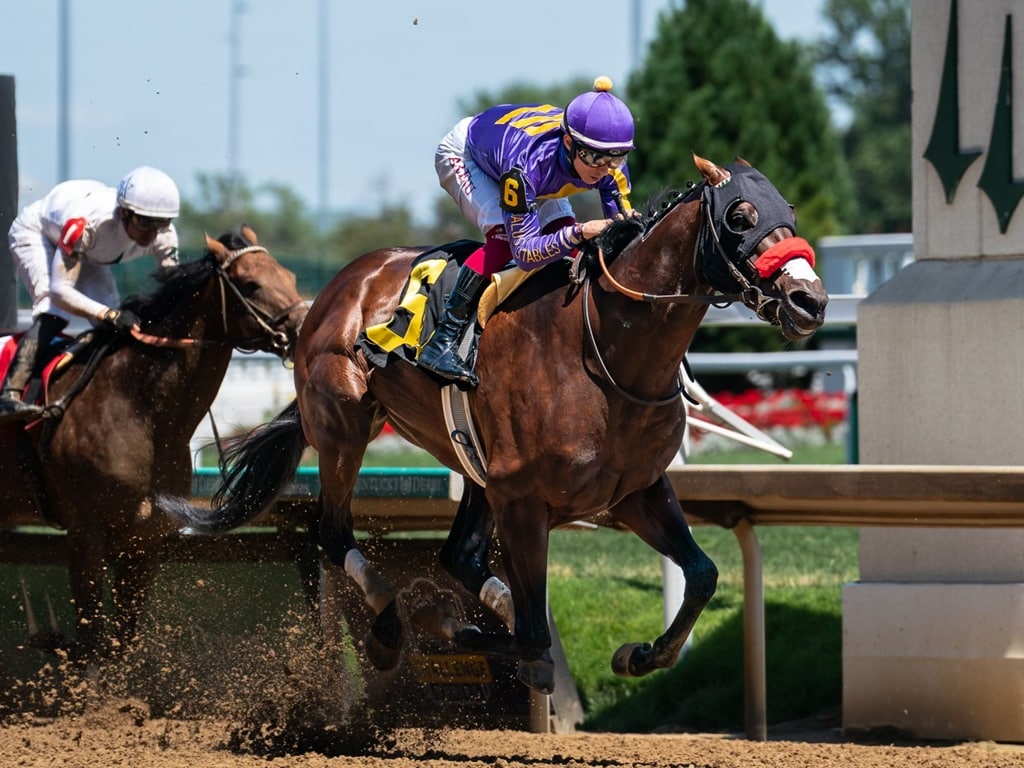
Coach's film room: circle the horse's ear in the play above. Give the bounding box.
[693,153,730,187]
[205,232,227,258]
[240,224,258,245]
[734,156,752,167]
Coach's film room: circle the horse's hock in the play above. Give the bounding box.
[844,0,1024,742]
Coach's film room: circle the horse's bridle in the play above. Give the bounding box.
[211,245,304,361]
[130,245,302,364]
[594,167,799,316]
[582,165,804,407]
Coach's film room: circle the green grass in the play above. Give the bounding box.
[361,444,443,468]
[549,523,856,733]
[687,442,847,465]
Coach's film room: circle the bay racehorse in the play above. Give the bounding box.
[164,157,828,694]
[0,227,306,663]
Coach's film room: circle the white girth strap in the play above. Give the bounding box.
[441,384,487,487]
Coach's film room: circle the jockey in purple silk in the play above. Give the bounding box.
[423,76,636,387]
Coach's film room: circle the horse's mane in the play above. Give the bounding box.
[594,187,687,261]
[120,231,251,323]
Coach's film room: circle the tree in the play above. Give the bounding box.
[626,0,852,246]
[815,0,911,233]
[427,194,480,245]
[621,0,855,376]
[322,202,433,267]
[174,173,330,298]
[178,173,323,259]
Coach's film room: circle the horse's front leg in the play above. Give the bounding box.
[608,473,718,677]
[65,526,113,663]
[109,536,164,657]
[419,495,553,692]
[490,499,556,694]
[437,479,514,630]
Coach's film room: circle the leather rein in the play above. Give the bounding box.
[130,245,302,362]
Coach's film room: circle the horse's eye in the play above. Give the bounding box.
[726,201,757,233]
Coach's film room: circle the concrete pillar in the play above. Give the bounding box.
[0,75,16,332]
[846,0,1024,741]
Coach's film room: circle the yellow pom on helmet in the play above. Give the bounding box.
[563,76,635,152]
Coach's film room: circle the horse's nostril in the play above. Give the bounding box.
[790,289,827,320]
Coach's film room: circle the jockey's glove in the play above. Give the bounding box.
[101,308,141,334]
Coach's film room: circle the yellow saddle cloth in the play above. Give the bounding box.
[357,243,535,369]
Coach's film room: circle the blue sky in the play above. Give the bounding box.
[0,0,827,223]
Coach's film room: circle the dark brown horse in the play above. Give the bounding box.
[166,157,828,694]
[0,227,306,662]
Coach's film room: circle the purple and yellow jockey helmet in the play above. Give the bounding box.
[562,76,635,152]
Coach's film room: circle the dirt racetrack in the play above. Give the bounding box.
[3,557,1022,767]
[2,704,1023,768]
[2,643,1021,768]
[1,605,1022,768]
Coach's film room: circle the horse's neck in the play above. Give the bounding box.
[591,206,708,390]
[131,335,232,407]
[128,290,236,426]
[153,279,236,351]
[628,198,703,293]
[608,204,707,329]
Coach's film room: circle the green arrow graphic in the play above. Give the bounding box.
[978,15,1024,233]
[923,0,982,204]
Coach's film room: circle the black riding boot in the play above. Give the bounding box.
[417,265,488,388]
[0,313,67,423]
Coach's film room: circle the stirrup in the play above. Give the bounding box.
[0,401,43,423]
[440,367,479,388]
[419,354,479,388]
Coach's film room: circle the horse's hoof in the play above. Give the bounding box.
[411,600,476,642]
[364,631,402,671]
[516,657,555,695]
[453,624,488,650]
[611,641,653,677]
[27,630,68,653]
[364,600,403,670]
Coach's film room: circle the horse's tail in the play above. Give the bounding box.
[160,400,308,533]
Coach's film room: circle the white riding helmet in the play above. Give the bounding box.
[117,166,180,218]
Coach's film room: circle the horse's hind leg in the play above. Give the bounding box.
[438,480,514,630]
[608,473,718,677]
[314,447,403,672]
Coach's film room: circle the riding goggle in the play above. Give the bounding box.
[574,143,629,169]
[129,213,174,232]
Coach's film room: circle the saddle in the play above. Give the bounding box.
[356,241,545,488]
[357,241,594,486]
[0,331,102,420]
[357,241,537,370]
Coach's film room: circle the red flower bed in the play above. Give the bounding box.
[708,388,848,439]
